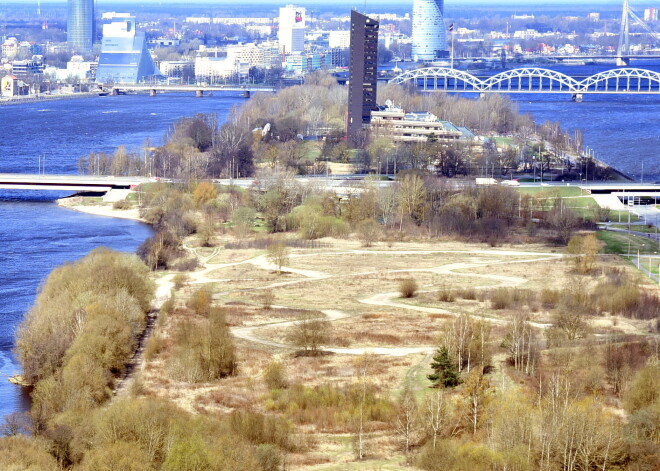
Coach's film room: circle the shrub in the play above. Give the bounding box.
[437,285,456,302]
[356,218,382,247]
[172,273,189,289]
[0,435,59,471]
[193,182,219,208]
[540,288,561,309]
[263,361,288,390]
[399,278,418,298]
[187,286,213,317]
[456,287,477,300]
[260,289,275,310]
[168,307,236,382]
[112,199,131,210]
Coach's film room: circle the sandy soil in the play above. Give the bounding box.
[57,199,144,222]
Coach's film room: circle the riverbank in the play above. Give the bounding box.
[56,194,144,222]
[0,91,99,106]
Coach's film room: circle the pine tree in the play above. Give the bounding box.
[428,347,460,388]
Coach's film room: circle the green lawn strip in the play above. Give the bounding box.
[597,230,660,255]
[608,224,659,234]
[517,186,585,197]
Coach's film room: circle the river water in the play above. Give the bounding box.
[1,72,659,421]
[0,93,245,421]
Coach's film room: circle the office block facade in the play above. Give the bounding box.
[67,0,94,52]
[347,10,378,144]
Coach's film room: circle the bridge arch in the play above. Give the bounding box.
[577,68,660,92]
[484,68,579,92]
[389,67,485,92]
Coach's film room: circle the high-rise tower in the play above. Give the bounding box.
[347,10,379,144]
[278,5,306,54]
[412,0,447,61]
[68,0,94,52]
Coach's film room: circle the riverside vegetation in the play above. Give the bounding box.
[5,176,659,470]
[4,76,659,470]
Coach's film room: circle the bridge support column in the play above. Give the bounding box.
[479,92,485,99]
[196,90,203,98]
[242,90,250,98]
[149,89,157,97]
[616,56,630,67]
[571,93,583,103]
[111,88,118,96]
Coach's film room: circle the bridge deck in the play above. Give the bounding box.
[0,174,154,191]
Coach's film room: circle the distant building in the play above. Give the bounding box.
[1,37,19,60]
[49,55,97,81]
[587,12,600,21]
[412,0,447,61]
[347,10,379,143]
[644,8,658,22]
[67,0,94,52]
[1,74,30,96]
[370,103,485,156]
[328,30,351,49]
[11,59,45,77]
[96,13,160,83]
[227,43,281,69]
[284,52,330,74]
[194,56,249,83]
[278,5,306,54]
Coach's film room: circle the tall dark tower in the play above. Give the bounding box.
[68,0,94,52]
[347,10,379,145]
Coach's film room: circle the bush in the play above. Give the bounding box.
[112,199,131,210]
[356,218,382,247]
[172,273,189,289]
[260,289,275,310]
[187,286,213,317]
[437,285,456,302]
[263,361,288,390]
[456,287,477,300]
[399,278,418,298]
[167,307,236,382]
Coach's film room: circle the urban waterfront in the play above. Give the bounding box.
[0,83,659,421]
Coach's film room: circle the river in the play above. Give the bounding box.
[0,92,245,422]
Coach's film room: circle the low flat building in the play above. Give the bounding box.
[370,104,463,143]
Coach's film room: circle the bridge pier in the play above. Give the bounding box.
[571,93,583,103]
[242,90,250,98]
[616,57,630,67]
[196,90,203,98]
[111,88,118,96]
[149,89,157,97]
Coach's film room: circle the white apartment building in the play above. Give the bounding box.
[194,56,249,82]
[328,31,350,49]
[278,5,306,54]
[227,43,280,69]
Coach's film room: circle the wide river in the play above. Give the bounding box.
[1,70,659,421]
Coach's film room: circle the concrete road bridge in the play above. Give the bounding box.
[0,174,155,192]
[389,68,660,99]
[109,84,276,97]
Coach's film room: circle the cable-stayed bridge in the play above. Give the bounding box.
[389,68,660,100]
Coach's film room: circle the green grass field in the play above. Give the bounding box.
[597,230,660,255]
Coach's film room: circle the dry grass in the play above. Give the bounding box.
[135,235,652,469]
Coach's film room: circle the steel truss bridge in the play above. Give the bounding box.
[389,68,660,96]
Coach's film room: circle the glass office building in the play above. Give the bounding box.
[412,0,447,61]
[96,14,159,83]
[67,0,94,52]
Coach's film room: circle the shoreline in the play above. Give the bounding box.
[0,92,99,107]
[56,196,145,222]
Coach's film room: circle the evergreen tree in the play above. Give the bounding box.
[428,347,460,388]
